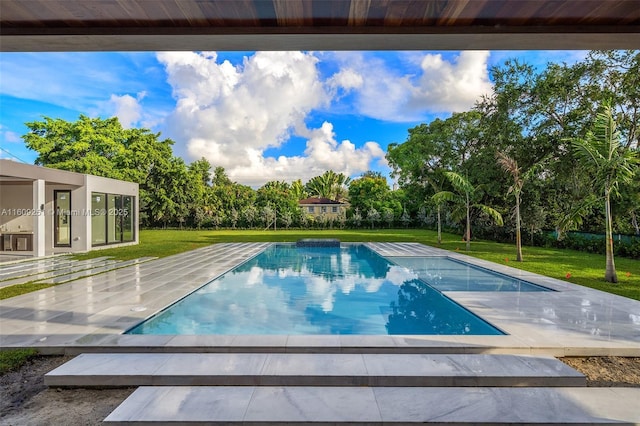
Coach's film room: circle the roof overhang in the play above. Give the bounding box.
[1,0,639,52]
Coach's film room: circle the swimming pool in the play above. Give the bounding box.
[127,244,518,336]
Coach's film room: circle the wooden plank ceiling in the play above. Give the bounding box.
[1,0,639,51]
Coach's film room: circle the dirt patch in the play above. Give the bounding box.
[560,356,640,387]
[1,355,639,425]
[0,355,133,426]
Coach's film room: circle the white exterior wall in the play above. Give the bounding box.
[0,183,33,231]
[0,160,139,256]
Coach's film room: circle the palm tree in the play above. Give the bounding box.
[496,152,547,262]
[570,104,639,283]
[290,179,307,200]
[305,170,351,200]
[433,171,503,251]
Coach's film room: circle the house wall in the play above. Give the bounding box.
[0,183,34,232]
[300,204,347,220]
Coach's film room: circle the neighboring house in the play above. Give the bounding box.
[0,159,139,257]
[298,197,348,220]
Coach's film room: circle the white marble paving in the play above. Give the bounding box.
[106,386,255,423]
[103,386,640,424]
[45,353,585,388]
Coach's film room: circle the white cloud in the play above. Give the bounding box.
[157,51,386,186]
[107,92,146,128]
[227,121,386,186]
[0,125,21,143]
[325,51,493,121]
[411,51,493,112]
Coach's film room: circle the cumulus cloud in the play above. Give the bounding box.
[325,51,492,121]
[108,92,146,128]
[157,51,386,186]
[225,122,386,187]
[411,51,493,112]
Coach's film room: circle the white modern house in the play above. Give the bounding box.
[0,159,139,257]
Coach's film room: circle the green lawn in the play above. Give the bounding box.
[70,228,640,301]
[0,348,38,374]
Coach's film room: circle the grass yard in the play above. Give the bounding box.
[69,228,640,301]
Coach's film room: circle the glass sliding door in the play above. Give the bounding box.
[54,190,71,247]
[91,193,106,245]
[122,196,134,242]
[92,192,135,246]
[107,194,121,243]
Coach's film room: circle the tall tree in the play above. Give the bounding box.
[22,115,182,227]
[256,181,300,227]
[496,152,548,261]
[348,172,401,225]
[568,104,639,283]
[433,172,504,251]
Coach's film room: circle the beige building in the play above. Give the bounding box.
[0,159,138,257]
[299,197,348,221]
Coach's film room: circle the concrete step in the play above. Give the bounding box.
[45,353,585,387]
[103,386,640,425]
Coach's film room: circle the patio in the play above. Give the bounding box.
[2,242,639,424]
[1,242,638,355]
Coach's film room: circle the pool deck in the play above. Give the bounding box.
[0,242,639,356]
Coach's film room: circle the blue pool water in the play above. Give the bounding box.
[390,257,552,292]
[127,244,508,336]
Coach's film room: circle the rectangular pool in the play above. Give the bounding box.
[127,244,508,336]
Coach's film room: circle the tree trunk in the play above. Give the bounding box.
[604,190,618,283]
[437,205,442,245]
[631,210,639,236]
[515,193,523,262]
[465,194,471,252]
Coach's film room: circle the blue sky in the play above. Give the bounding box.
[0,50,587,187]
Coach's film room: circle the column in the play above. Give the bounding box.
[32,179,46,256]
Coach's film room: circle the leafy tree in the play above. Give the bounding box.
[212,166,232,187]
[382,207,395,228]
[256,181,300,227]
[586,51,640,150]
[417,206,428,227]
[433,172,504,251]
[228,208,239,229]
[367,207,380,229]
[22,115,188,227]
[400,209,411,228]
[280,211,293,229]
[242,205,258,229]
[567,104,639,282]
[348,172,401,222]
[262,205,276,230]
[350,208,362,228]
